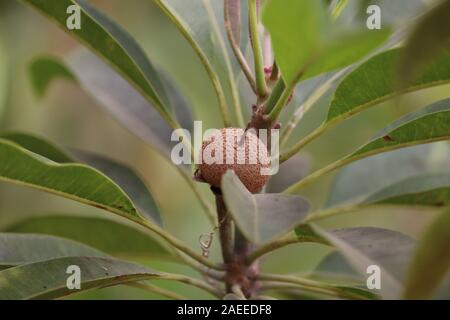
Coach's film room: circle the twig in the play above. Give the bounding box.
[160,272,225,298]
[155,0,232,127]
[128,282,187,300]
[224,0,258,94]
[258,274,367,300]
[248,0,268,97]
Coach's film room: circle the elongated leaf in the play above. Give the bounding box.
[71,150,162,225]
[294,225,327,244]
[303,173,450,226]
[224,0,241,44]
[0,139,141,221]
[0,257,161,299]
[363,173,450,207]
[327,48,450,123]
[312,226,416,299]
[262,0,389,85]
[155,0,239,120]
[29,51,193,158]
[404,207,450,299]
[327,143,450,207]
[6,216,174,261]
[222,171,310,244]
[0,233,106,267]
[398,0,450,88]
[29,56,76,98]
[0,132,162,225]
[22,0,172,122]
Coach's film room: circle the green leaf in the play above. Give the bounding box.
[397,0,450,88]
[222,171,310,244]
[155,0,238,125]
[327,143,450,207]
[327,48,450,123]
[0,257,161,299]
[294,224,328,244]
[312,226,416,299]
[404,207,450,299]
[313,251,363,285]
[349,98,450,160]
[22,0,173,124]
[0,233,106,267]
[262,0,390,85]
[0,132,162,225]
[0,132,73,163]
[0,34,10,121]
[363,173,450,207]
[6,216,174,261]
[266,154,310,193]
[29,51,192,158]
[0,139,141,221]
[28,56,76,98]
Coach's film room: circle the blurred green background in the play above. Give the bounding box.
[0,0,448,299]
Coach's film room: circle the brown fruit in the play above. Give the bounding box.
[198,128,270,193]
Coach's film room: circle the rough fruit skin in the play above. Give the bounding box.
[198,128,270,193]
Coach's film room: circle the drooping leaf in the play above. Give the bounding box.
[0,139,141,221]
[28,52,193,158]
[6,216,174,261]
[326,48,450,123]
[0,233,106,267]
[71,150,163,225]
[327,143,450,207]
[404,207,450,299]
[0,132,163,225]
[222,171,310,244]
[262,0,390,85]
[0,257,161,299]
[21,0,173,124]
[397,0,450,88]
[312,226,415,299]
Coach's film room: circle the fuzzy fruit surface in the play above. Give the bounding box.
[198,128,270,193]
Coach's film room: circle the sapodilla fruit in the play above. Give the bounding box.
[198,128,270,193]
